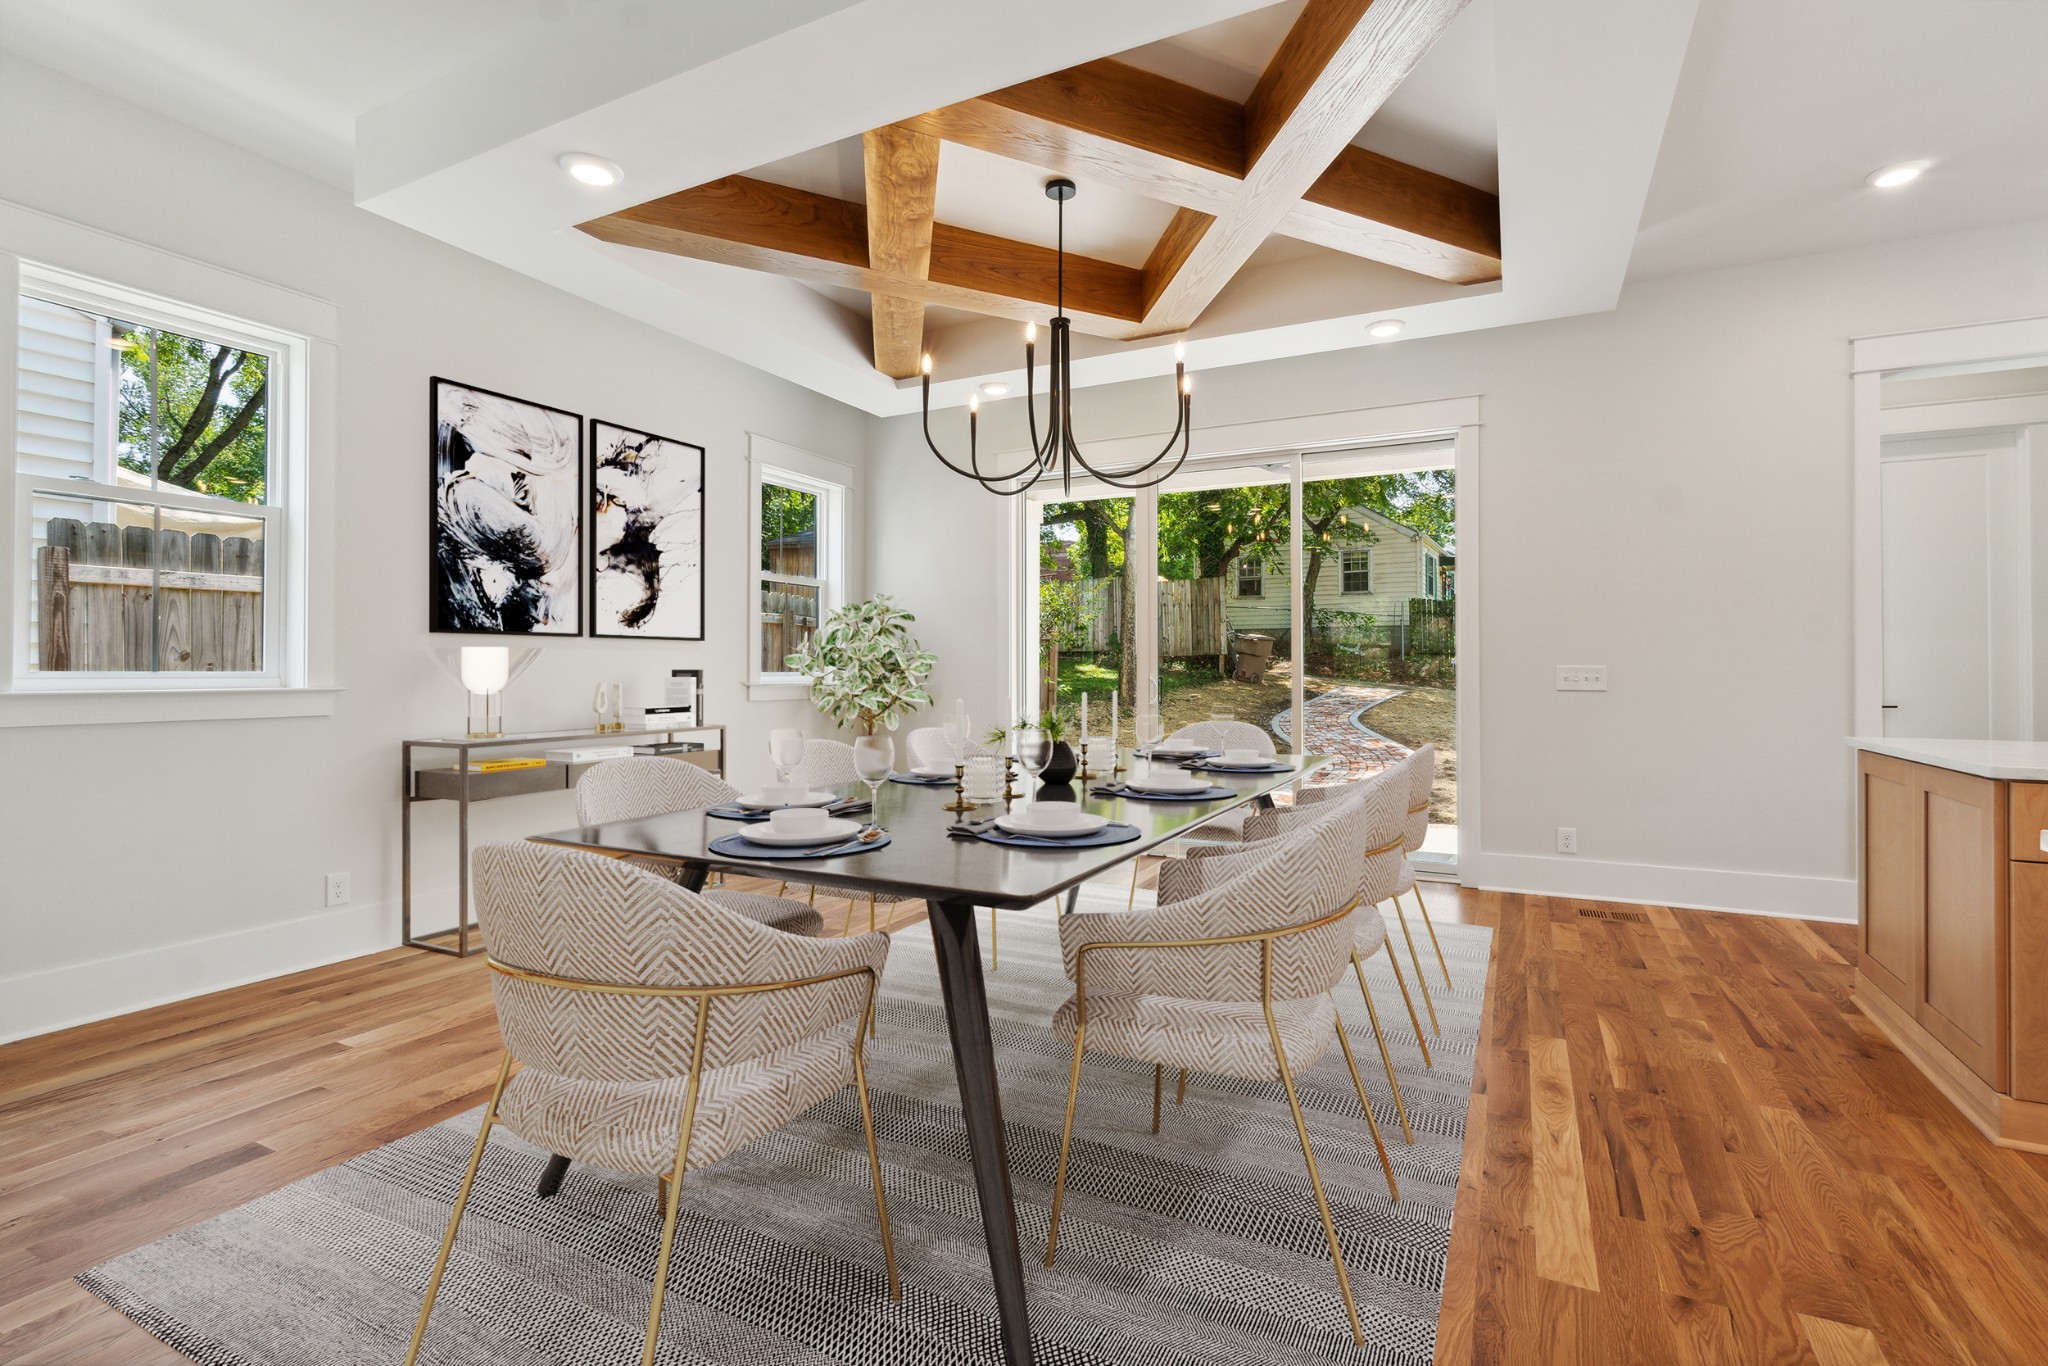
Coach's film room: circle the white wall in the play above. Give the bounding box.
[0,54,870,1041]
[871,215,2048,921]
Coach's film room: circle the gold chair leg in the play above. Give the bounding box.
[1151,1063,1164,1135]
[1412,884,1453,990]
[1332,1015,1402,1200]
[1350,955,1414,1144]
[1127,860,1140,911]
[1389,898,1439,1036]
[1045,1023,1088,1267]
[642,998,711,1366]
[852,992,902,1300]
[808,884,818,906]
[867,891,877,935]
[1263,1002,1366,1346]
[404,1052,513,1366]
[990,907,999,972]
[777,879,787,896]
[884,897,903,933]
[1380,943,1435,1068]
[1175,1067,1187,1106]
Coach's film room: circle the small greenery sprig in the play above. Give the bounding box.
[784,595,937,735]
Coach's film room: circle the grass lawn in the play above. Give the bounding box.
[1055,655,1324,738]
[1359,686,1457,824]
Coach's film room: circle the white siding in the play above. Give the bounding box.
[16,294,102,480]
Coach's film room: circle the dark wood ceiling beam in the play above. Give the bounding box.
[577,176,1149,340]
[1138,0,1472,331]
[908,47,1498,287]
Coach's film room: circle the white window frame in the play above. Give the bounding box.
[0,206,337,727]
[746,436,849,698]
[1423,551,1440,599]
[1236,562,1264,598]
[1340,546,1371,594]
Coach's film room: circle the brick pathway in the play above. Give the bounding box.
[1273,684,1412,785]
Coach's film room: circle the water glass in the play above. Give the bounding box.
[852,734,893,830]
[1015,725,1051,799]
[769,727,806,787]
[965,754,1003,803]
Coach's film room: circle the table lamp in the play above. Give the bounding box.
[460,646,510,738]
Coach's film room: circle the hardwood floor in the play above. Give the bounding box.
[4,875,2047,1364]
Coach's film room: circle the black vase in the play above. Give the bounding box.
[1038,741,1077,786]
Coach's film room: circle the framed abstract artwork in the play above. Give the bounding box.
[429,378,583,635]
[589,419,706,640]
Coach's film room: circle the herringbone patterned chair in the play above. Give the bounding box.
[574,757,824,937]
[774,739,915,939]
[405,842,900,1366]
[907,724,996,768]
[1155,719,1280,852]
[1045,796,1395,1347]
[1159,767,1432,1138]
[1395,744,1453,991]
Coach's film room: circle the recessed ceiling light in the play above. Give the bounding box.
[1867,160,1931,189]
[559,152,624,188]
[978,381,1011,398]
[1368,319,1405,338]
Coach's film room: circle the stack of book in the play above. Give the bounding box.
[466,756,547,774]
[543,744,638,764]
[633,740,704,756]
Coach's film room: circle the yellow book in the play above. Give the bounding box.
[469,757,547,773]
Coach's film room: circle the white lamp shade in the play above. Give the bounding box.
[460,646,510,694]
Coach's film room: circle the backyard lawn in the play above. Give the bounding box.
[1360,686,1457,824]
[1054,656,1317,737]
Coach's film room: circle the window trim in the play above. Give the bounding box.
[1340,546,1371,594]
[1236,562,1264,598]
[1423,551,1440,599]
[747,437,849,694]
[0,207,335,725]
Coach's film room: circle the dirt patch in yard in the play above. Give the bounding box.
[1361,686,1457,824]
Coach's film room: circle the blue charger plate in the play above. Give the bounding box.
[968,822,1142,850]
[708,831,892,860]
[1092,783,1237,802]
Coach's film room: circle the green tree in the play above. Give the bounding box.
[116,329,268,502]
[1041,497,1135,698]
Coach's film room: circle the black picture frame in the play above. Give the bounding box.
[587,418,707,641]
[428,377,584,635]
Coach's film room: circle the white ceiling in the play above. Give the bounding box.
[3,0,2045,415]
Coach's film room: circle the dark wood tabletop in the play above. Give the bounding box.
[528,754,1324,909]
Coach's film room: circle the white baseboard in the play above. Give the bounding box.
[0,898,401,1044]
[1457,851,1857,923]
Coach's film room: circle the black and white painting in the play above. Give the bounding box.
[589,420,705,640]
[430,378,582,635]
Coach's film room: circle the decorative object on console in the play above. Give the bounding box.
[429,378,582,635]
[783,595,937,734]
[431,645,541,738]
[667,668,704,722]
[589,420,705,639]
[920,179,1193,497]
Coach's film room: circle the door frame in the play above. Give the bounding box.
[1004,396,1483,881]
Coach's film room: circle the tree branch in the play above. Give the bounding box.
[155,348,247,480]
[164,375,266,490]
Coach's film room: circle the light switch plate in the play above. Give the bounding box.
[1557,665,1608,691]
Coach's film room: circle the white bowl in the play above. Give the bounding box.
[737,789,838,810]
[768,806,830,835]
[1127,770,1207,794]
[911,764,955,778]
[1220,747,1263,766]
[748,816,860,847]
[997,807,1110,838]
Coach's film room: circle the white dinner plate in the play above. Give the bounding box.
[1125,772,1209,794]
[996,809,1111,838]
[1140,746,1208,759]
[911,764,955,778]
[736,789,840,810]
[1203,759,1292,771]
[744,817,862,846]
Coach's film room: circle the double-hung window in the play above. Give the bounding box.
[1423,551,1440,599]
[1236,563,1264,598]
[749,438,848,689]
[14,264,306,690]
[1340,548,1370,594]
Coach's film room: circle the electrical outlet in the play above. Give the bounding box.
[1557,665,1608,691]
[325,872,350,908]
[1557,827,1578,855]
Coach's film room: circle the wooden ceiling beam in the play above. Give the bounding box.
[1138,0,1472,332]
[907,47,1498,287]
[578,176,1149,340]
[863,125,941,378]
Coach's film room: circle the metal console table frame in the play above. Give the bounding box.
[401,725,726,957]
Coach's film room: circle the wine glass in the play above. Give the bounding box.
[852,734,893,833]
[769,727,806,793]
[1135,712,1164,783]
[1015,725,1051,805]
[942,710,973,769]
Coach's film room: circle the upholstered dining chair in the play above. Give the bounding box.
[777,738,916,940]
[1045,796,1394,1347]
[1396,744,1453,991]
[575,757,824,937]
[1113,718,1283,907]
[405,841,899,1366]
[907,724,997,769]
[1159,767,1430,1138]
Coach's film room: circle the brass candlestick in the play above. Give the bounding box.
[1110,745,1126,782]
[943,762,975,812]
[1077,741,1099,782]
[1002,755,1018,801]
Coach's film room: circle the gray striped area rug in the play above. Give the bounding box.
[80,884,1489,1365]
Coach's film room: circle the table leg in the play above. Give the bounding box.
[1063,887,1080,917]
[929,897,1034,1366]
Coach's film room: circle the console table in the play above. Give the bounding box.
[402,725,726,956]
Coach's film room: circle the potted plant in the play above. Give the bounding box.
[784,595,938,735]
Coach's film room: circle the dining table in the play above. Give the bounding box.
[528,751,1326,1366]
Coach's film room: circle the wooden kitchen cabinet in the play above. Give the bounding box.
[1856,749,2046,1150]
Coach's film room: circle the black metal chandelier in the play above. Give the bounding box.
[921,178,1192,497]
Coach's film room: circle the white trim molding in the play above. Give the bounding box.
[1460,851,1858,923]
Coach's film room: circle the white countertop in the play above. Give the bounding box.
[1850,737,2048,782]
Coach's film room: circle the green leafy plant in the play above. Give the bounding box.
[1010,707,1071,744]
[784,595,937,735]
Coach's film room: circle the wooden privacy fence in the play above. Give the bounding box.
[759,588,818,669]
[37,517,262,672]
[1070,575,1225,658]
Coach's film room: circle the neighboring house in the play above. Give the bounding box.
[1225,503,1450,636]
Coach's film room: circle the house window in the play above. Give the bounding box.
[1340,548,1370,594]
[750,446,846,685]
[1423,552,1439,598]
[14,267,304,686]
[1236,562,1264,598]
